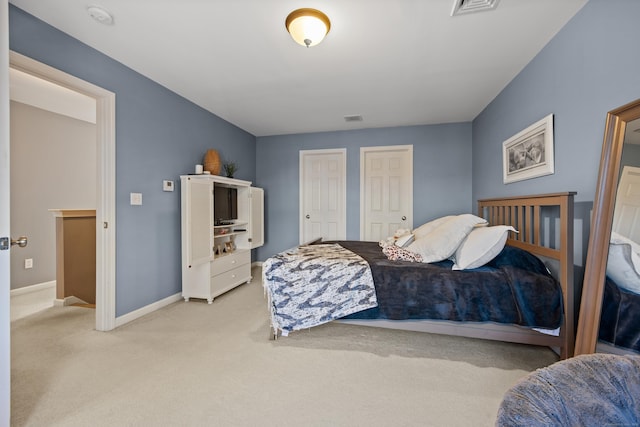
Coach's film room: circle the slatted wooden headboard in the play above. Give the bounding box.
[478,192,576,358]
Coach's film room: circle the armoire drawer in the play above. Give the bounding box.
[210,264,251,296]
[210,250,250,277]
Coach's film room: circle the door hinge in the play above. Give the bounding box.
[0,237,8,250]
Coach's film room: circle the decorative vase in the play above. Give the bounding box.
[203,149,221,175]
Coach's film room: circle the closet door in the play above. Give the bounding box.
[299,149,346,244]
[360,145,413,241]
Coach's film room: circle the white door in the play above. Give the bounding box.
[360,145,413,241]
[300,149,346,244]
[1,1,12,423]
[613,165,640,242]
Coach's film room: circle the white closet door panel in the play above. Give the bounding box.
[328,176,339,211]
[369,222,384,242]
[613,166,640,243]
[389,176,401,212]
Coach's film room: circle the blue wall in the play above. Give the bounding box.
[256,123,472,259]
[472,0,640,205]
[12,0,640,315]
[9,6,256,316]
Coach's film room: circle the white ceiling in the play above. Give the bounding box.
[9,0,587,137]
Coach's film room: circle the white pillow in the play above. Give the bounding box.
[395,233,415,248]
[451,225,516,270]
[606,242,640,295]
[412,216,455,240]
[407,214,488,263]
[610,231,640,272]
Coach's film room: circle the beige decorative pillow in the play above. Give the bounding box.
[452,225,516,270]
[407,214,488,263]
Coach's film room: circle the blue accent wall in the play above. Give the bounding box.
[9,5,256,316]
[256,123,472,259]
[11,0,640,316]
[472,0,640,205]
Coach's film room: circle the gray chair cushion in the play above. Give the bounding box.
[496,354,640,426]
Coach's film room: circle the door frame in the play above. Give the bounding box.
[299,148,347,244]
[359,145,413,240]
[10,51,116,331]
[2,2,10,423]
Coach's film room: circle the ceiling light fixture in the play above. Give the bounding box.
[87,5,114,25]
[285,8,331,48]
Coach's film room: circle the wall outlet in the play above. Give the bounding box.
[130,192,142,205]
[163,180,174,192]
[24,258,33,269]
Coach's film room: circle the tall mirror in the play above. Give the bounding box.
[575,98,640,355]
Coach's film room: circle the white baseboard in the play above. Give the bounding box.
[115,292,183,328]
[10,281,56,297]
[251,261,263,268]
[53,296,88,307]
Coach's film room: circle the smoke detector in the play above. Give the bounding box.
[87,6,114,25]
[451,0,500,16]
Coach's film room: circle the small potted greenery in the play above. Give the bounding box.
[223,161,238,178]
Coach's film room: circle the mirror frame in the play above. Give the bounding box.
[575,98,640,355]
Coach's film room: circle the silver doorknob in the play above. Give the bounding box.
[305,214,310,219]
[11,236,28,248]
[402,216,407,221]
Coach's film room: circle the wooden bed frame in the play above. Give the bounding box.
[340,192,576,359]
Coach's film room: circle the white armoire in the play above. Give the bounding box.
[180,175,264,303]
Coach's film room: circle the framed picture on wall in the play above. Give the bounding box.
[503,114,554,184]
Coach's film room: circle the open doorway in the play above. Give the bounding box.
[9,51,116,331]
[9,68,96,318]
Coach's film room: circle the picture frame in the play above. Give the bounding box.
[502,114,554,184]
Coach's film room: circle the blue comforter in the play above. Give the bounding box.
[600,277,640,353]
[338,241,563,329]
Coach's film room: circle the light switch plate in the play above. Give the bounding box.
[130,192,142,205]
[163,180,174,192]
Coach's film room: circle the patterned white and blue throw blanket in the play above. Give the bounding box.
[263,243,378,336]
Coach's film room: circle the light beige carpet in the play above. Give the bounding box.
[11,267,558,427]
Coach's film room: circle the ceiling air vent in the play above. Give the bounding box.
[451,0,500,16]
[344,115,363,122]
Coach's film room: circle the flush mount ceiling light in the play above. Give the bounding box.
[285,8,331,48]
[87,5,114,25]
